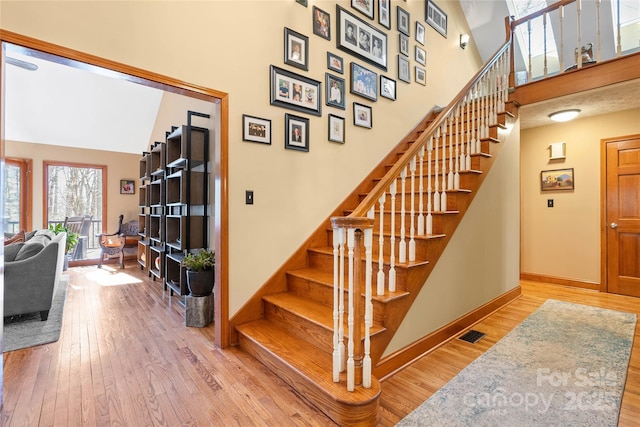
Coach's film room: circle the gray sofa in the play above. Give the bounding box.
[4,230,66,321]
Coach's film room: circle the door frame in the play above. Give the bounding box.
[0,30,230,348]
[599,133,640,294]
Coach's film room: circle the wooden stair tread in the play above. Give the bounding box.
[308,246,431,268]
[236,319,381,402]
[264,292,386,336]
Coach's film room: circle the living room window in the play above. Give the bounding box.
[3,157,32,234]
[44,161,106,260]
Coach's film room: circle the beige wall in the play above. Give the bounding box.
[5,140,141,232]
[387,118,521,355]
[1,0,485,316]
[520,108,640,284]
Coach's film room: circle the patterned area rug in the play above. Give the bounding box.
[3,275,69,352]
[397,299,637,426]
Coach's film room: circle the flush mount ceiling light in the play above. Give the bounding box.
[549,109,581,122]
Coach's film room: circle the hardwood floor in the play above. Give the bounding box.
[2,266,639,426]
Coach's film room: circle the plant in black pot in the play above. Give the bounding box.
[181,249,215,297]
[49,223,80,270]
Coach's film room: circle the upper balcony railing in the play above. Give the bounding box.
[510,0,639,86]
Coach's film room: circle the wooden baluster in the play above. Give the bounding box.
[376,193,386,296]
[346,228,356,391]
[596,0,602,62]
[577,0,583,69]
[426,136,433,234]
[399,167,407,264]
[471,83,477,155]
[616,0,622,56]
[417,146,425,236]
[465,93,471,170]
[441,119,448,212]
[409,157,416,262]
[560,5,565,72]
[363,210,373,388]
[491,63,498,124]
[543,12,548,78]
[454,105,460,190]
[388,180,397,292]
[433,127,440,212]
[527,20,532,82]
[447,113,454,191]
[332,225,344,381]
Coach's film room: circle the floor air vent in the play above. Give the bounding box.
[458,330,486,344]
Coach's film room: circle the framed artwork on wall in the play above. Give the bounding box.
[353,102,373,128]
[350,62,378,102]
[415,46,426,65]
[399,33,409,56]
[285,113,310,152]
[337,5,388,71]
[426,0,447,38]
[352,0,374,20]
[398,55,410,83]
[284,27,309,71]
[416,21,426,45]
[313,6,331,40]
[541,168,574,191]
[120,180,135,194]
[397,6,410,36]
[378,0,391,29]
[242,114,271,145]
[270,65,322,116]
[327,52,344,74]
[415,66,426,85]
[328,114,345,143]
[380,75,396,100]
[326,73,346,109]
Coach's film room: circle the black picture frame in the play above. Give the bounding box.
[284,27,309,71]
[242,114,272,145]
[350,62,378,102]
[327,52,344,74]
[398,55,410,83]
[270,65,322,116]
[295,0,308,7]
[380,75,396,100]
[328,114,345,144]
[426,0,447,38]
[416,21,426,45]
[285,113,310,152]
[120,179,135,194]
[415,46,426,65]
[378,0,391,29]
[336,5,388,71]
[353,102,373,128]
[326,73,346,110]
[352,0,374,20]
[397,6,410,36]
[399,33,409,57]
[313,6,331,40]
[415,66,426,85]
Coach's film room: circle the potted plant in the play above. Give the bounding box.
[49,223,80,270]
[181,249,215,297]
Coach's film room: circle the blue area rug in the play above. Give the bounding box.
[3,275,69,352]
[397,299,637,426]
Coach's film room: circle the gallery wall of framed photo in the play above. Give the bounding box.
[241,0,476,156]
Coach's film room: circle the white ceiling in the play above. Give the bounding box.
[4,47,216,155]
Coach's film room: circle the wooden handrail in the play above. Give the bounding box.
[347,16,513,220]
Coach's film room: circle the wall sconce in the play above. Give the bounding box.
[548,109,581,122]
[460,33,470,49]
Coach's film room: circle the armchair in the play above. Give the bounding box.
[97,215,139,269]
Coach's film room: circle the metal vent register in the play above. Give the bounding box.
[458,330,486,344]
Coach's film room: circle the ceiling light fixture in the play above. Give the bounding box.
[548,109,581,122]
[6,57,39,71]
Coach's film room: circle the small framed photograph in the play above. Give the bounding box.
[295,0,307,7]
[426,0,447,38]
[353,102,372,128]
[399,34,409,57]
[380,75,396,100]
[270,65,322,116]
[352,0,374,20]
[378,0,391,29]
[398,55,410,83]
[337,5,388,71]
[328,114,345,144]
[327,52,344,74]
[285,113,309,152]
[350,62,378,102]
[416,21,425,45]
[284,27,309,71]
[397,6,410,36]
[541,168,574,191]
[242,114,271,145]
[326,73,346,110]
[313,6,331,40]
[415,46,426,65]
[415,66,426,85]
[120,179,135,194]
